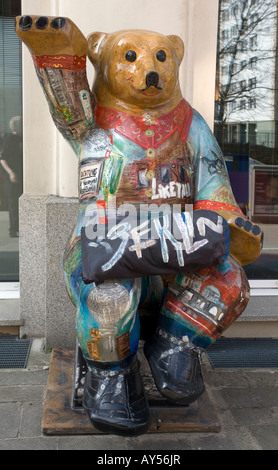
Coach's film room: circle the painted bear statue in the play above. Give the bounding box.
[16,16,262,436]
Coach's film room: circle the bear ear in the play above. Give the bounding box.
[167,35,184,65]
[87,32,108,65]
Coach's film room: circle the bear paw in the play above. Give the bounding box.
[15,15,87,58]
[218,210,263,266]
[234,216,262,237]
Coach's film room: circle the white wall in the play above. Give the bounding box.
[22,0,219,197]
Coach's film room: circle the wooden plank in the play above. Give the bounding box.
[42,348,221,435]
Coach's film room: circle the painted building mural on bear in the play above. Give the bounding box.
[16,16,263,436]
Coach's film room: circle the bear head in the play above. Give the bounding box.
[87,29,184,115]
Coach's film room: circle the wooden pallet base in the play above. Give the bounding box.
[42,348,221,435]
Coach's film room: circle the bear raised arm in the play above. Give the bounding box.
[16,16,262,436]
[16,15,95,152]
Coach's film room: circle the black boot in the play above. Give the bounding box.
[83,354,151,436]
[144,328,205,405]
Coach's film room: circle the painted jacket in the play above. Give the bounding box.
[79,99,242,218]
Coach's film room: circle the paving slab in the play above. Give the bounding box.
[250,425,278,450]
[0,402,21,439]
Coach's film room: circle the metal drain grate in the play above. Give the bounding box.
[0,335,32,369]
[206,337,278,368]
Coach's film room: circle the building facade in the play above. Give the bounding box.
[215,0,278,147]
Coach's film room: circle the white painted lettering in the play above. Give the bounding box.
[174,213,209,254]
[151,178,191,200]
[169,181,176,197]
[197,216,223,236]
[129,220,156,258]
[101,222,130,271]
[153,215,184,266]
[175,181,181,198]
[151,177,159,199]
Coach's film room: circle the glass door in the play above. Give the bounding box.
[0,0,22,282]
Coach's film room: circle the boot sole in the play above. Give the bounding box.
[87,413,152,437]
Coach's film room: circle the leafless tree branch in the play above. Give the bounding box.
[215,0,277,128]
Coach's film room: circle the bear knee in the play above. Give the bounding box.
[86,282,131,325]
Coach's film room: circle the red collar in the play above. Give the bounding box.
[95,99,193,150]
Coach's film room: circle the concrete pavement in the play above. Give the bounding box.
[0,339,277,451]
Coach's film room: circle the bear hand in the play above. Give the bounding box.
[15,16,88,58]
[216,209,263,266]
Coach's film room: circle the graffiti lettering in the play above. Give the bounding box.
[101,222,130,272]
[96,213,223,272]
[153,216,184,266]
[151,177,190,200]
[129,220,157,258]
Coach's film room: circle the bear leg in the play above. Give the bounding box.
[76,279,151,435]
[145,257,250,404]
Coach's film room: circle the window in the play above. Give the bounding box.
[239,99,246,110]
[250,13,259,25]
[238,39,248,51]
[250,35,258,49]
[230,82,238,93]
[249,77,257,89]
[231,25,238,37]
[241,59,247,69]
[215,0,278,283]
[240,80,247,91]
[231,62,238,74]
[229,100,236,112]
[222,29,229,40]
[223,9,230,21]
[249,56,258,69]
[248,97,257,109]
[0,0,22,282]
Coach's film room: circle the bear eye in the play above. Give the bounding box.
[156,50,166,62]
[125,50,137,62]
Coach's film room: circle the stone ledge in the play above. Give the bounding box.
[0,300,24,326]
[235,296,278,322]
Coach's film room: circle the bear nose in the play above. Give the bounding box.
[146,71,159,88]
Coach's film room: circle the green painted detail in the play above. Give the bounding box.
[101,154,126,197]
[110,156,124,194]
[175,274,184,286]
